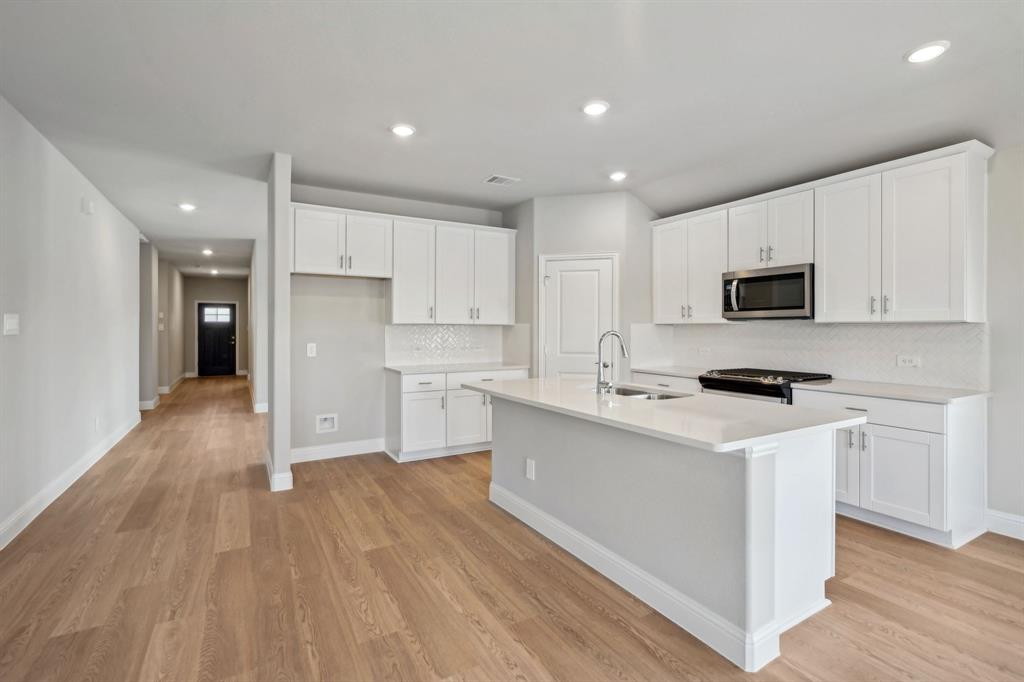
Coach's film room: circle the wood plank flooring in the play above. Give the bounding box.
[1,376,1021,681]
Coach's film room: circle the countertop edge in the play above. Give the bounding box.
[384,363,530,375]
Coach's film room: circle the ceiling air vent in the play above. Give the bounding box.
[484,174,521,186]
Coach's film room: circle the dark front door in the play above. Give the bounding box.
[198,303,236,376]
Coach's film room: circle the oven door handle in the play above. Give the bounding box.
[730,279,739,312]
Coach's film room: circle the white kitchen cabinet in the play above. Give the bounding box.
[401,391,447,452]
[293,207,393,278]
[391,221,436,323]
[834,425,862,506]
[435,225,476,324]
[445,388,489,446]
[882,154,967,322]
[859,424,945,529]
[814,174,883,322]
[652,221,686,323]
[766,190,814,267]
[473,228,515,325]
[345,214,393,278]
[727,202,768,271]
[293,208,344,275]
[631,372,701,394]
[651,211,727,324]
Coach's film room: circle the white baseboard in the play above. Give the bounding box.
[836,502,988,549]
[386,443,491,463]
[986,509,1024,541]
[139,395,160,411]
[252,402,268,414]
[236,369,248,376]
[489,483,780,672]
[264,453,293,492]
[158,374,186,395]
[0,414,140,551]
[291,438,385,464]
[184,371,197,378]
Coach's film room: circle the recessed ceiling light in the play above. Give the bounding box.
[391,123,416,137]
[905,40,950,63]
[211,269,219,275]
[178,203,196,212]
[583,100,610,116]
[202,248,213,256]
[609,171,628,182]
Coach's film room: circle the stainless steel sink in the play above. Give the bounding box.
[595,387,687,400]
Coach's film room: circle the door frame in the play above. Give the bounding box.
[195,300,240,376]
[536,253,620,380]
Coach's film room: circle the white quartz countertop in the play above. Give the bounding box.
[631,365,987,404]
[465,378,865,453]
[384,362,529,375]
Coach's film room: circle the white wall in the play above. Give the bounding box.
[986,145,1024,518]
[157,259,185,390]
[182,276,249,375]
[291,183,503,227]
[139,242,159,404]
[248,237,268,409]
[0,93,141,548]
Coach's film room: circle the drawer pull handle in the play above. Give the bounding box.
[418,381,433,385]
[657,383,670,388]
[480,378,494,382]
[845,407,868,412]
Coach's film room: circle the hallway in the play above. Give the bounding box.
[0,377,1021,681]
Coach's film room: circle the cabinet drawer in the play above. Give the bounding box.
[791,389,945,434]
[401,373,447,393]
[447,369,528,389]
[632,372,701,394]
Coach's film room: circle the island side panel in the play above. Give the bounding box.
[488,397,748,628]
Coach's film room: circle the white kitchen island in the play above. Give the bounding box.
[465,378,866,672]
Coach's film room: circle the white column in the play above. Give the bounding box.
[249,237,269,412]
[267,152,293,491]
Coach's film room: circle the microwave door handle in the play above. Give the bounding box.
[730,280,739,311]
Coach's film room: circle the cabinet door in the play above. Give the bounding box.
[814,174,882,322]
[727,202,768,271]
[401,391,446,452]
[834,426,861,506]
[473,229,515,325]
[445,389,489,446]
[860,424,945,529]
[294,208,344,275]
[882,154,966,322]
[391,221,436,324]
[686,210,728,323]
[345,215,393,278]
[652,221,686,323]
[767,190,814,267]
[435,225,475,324]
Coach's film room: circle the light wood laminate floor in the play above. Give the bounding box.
[1,376,1021,681]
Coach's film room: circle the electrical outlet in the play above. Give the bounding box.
[525,458,536,481]
[897,355,922,368]
[306,342,317,358]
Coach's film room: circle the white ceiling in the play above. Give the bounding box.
[0,1,1020,243]
[153,238,253,279]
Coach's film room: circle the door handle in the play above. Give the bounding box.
[870,296,877,314]
[680,304,686,319]
[767,245,774,262]
[476,307,480,320]
[688,305,693,317]
[860,430,868,451]
[482,395,486,405]
[730,280,739,312]
[847,429,855,449]
[441,395,445,410]
[428,306,433,320]
[348,255,352,269]
[339,254,345,269]
[469,307,474,320]
[883,295,890,315]
[759,246,765,263]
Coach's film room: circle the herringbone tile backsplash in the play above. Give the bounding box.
[385,325,503,365]
[673,322,989,389]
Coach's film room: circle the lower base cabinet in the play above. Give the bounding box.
[446,388,490,446]
[401,391,446,452]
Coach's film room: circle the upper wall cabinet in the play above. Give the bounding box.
[292,206,393,278]
[816,152,985,323]
[654,140,992,326]
[728,191,814,271]
[652,210,728,324]
[392,222,515,326]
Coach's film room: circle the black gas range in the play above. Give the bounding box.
[698,368,832,404]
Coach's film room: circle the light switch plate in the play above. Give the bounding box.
[525,458,536,481]
[306,342,317,358]
[158,323,165,332]
[3,313,19,336]
[897,355,922,368]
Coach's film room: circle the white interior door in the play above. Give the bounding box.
[651,221,686,323]
[293,208,343,275]
[435,225,475,324]
[882,154,965,322]
[445,388,489,446]
[814,174,882,322]
[541,256,614,379]
[345,214,393,277]
[473,229,515,325]
[391,221,435,323]
[767,190,814,267]
[686,210,728,323]
[727,201,768,271]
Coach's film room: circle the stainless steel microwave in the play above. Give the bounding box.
[722,263,814,320]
